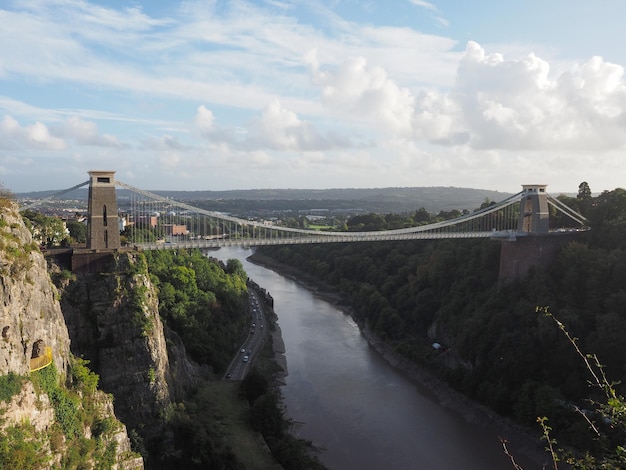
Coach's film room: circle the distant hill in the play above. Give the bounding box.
[16,186,514,214]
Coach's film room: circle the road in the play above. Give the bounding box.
[223,288,269,380]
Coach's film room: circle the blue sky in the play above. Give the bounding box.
[2,0,626,194]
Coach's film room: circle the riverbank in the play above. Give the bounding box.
[247,250,548,467]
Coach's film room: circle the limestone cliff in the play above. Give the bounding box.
[0,203,70,376]
[55,250,202,442]
[0,199,143,469]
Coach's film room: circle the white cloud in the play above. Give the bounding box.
[194,105,239,146]
[142,135,187,151]
[0,115,66,150]
[54,117,125,147]
[194,101,354,152]
[195,105,215,133]
[312,56,415,136]
[455,42,626,151]
[307,41,626,155]
[409,0,438,12]
[248,99,312,150]
[247,99,355,151]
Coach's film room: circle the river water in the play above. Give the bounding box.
[212,247,544,470]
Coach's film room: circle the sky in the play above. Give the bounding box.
[2,0,626,194]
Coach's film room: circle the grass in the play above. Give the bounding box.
[308,224,334,230]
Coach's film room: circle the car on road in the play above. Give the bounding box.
[242,355,249,362]
[240,348,245,353]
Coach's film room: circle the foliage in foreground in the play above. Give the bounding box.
[0,358,130,469]
[503,309,626,469]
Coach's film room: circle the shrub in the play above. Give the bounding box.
[32,364,82,439]
[0,372,25,403]
[69,357,99,394]
[0,424,46,469]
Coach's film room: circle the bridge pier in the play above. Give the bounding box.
[498,184,578,283]
[498,233,578,283]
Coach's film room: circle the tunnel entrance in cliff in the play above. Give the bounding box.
[29,340,53,372]
[31,339,44,359]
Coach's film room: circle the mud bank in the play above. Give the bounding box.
[247,251,548,467]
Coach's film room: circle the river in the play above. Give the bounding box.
[212,247,545,470]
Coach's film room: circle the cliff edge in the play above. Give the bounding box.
[0,199,143,469]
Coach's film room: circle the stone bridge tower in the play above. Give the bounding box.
[86,171,120,250]
[499,183,578,283]
[518,184,549,233]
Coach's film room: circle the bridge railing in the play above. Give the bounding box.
[119,180,530,246]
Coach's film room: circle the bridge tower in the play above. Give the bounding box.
[518,184,549,233]
[86,170,120,250]
[499,183,578,283]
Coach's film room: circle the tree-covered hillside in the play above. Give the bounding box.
[143,249,249,373]
[256,185,626,465]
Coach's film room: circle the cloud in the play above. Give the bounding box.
[194,105,239,146]
[142,135,187,151]
[0,115,66,150]
[455,42,626,151]
[409,0,438,12]
[308,41,626,153]
[53,117,125,147]
[310,56,415,136]
[408,0,448,28]
[194,102,354,152]
[194,105,216,134]
[247,99,353,151]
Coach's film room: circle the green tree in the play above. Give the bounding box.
[226,258,246,278]
[577,181,592,215]
[21,210,68,247]
[144,249,248,371]
[66,220,87,243]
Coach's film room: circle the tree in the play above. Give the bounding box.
[505,308,626,470]
[413,207,431,223]
[577,182,592,215]
[66,220,87,243]
[577,182,592,201]
[21,210,68,247]
[226,258,246,278]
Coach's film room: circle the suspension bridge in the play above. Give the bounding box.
[19,171,589,251]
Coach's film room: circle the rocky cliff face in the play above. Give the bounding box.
[0,204,70,376]
[55,250,201,442]
[0,200,143,469]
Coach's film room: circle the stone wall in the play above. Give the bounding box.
[498,232,581,283]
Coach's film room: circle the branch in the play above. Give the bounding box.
[500,437,526,470]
